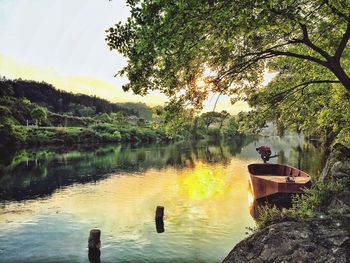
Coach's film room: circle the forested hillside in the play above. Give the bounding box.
[0,77,152,119]
[0,77,244,145]
[0,77,167,145]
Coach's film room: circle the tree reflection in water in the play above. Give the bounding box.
[0,135,324,202]
[0,137,253,201]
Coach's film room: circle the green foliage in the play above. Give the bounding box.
[206,128,221,139]
[118,102,153,120]
[107,0,350,107]
[94,113,112,123]
[255,205,296,229]
[26,127,56,143]
[91,123,118,133]
[236,111,267,134]
[0,124,28,144]
[335,128,350,148]
[0,77,145,117]
[107,0,350,147]
[292,181,344,217]
[110,112,127,124]
[48,112,93,127]
[0,96,33,125]
[0,105,13,124]
[91,123,166,143]
[31,106,48,124]
[0,80,14,96]
[153,99,195,139]
[0,77,170,145]
[199,111,230,129]
[67,103,96,117]
[136,118,146,127]
[221,117,239,139]
[0,124,164,145]
[113,131,122,141]
[244,57,350,144]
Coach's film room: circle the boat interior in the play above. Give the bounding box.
[248,163,309,177]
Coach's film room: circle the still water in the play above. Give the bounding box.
[0,136,324,263]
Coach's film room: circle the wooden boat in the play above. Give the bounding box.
[248,163,311,200]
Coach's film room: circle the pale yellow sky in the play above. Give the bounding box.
[0,53,167,107]
[0,52,277,114]
[0,0,275,115]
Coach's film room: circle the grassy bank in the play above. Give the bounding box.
[255,181,346,229]
[0,123,169,145]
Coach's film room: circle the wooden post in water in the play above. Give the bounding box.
[155,218,164,233]
[88,229,101,263]
[88,229,101,249]
[155,206,165,233]
[155,206,164,220]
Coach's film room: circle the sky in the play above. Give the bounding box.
[0,0,270,113]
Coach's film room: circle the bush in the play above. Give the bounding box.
[26,127,55,144]
[221,117,239,139]
[91,123,118,133]
[1,121,168,145]
[0,124,27,144]
[113,131,122,141]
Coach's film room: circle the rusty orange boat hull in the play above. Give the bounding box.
[248,163,311,200]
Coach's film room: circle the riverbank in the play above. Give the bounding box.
[223,143,350,262]
[0,123,169,146]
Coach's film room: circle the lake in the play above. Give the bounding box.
[0,135,325,263]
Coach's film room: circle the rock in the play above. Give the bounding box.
[326,187,350,214]
[223,219,350,263]
[320,143,350,183]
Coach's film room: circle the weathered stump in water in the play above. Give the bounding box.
[155,218,165,233]
[88,229,101,250]
[155,206,164,220]
[155,206,165,233]
[88,249,101,263]
[88,229,101,263]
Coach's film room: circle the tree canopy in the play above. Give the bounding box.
[107,0,350,107]
[106,0,350,145]
[31,106,48,124]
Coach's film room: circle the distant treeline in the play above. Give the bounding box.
[0,77,152,119]
[0,77,246,145]
[0,77,168,145]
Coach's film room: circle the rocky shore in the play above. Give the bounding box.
[223,144,350,263]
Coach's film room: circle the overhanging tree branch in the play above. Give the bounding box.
[272,79,340,102]
[215,47,329,85]
[268,49,329,67]
[298,23,332,60]
[264,80,340,112]
[334,16,350,60]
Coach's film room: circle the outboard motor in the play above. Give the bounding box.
[256,146,272,163]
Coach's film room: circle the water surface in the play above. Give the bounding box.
[0,136,324,262]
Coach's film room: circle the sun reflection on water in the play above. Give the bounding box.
[247,185,254,211]
[179,162,225,200]
[0,158,256,262]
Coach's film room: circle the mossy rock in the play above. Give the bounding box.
[320,143,350,183]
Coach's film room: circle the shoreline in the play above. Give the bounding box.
[223,143,350,262]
